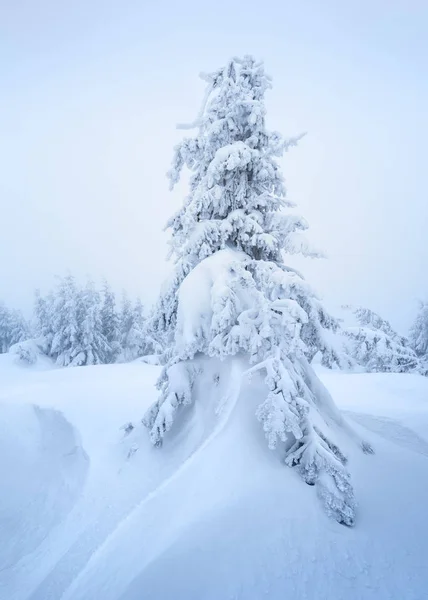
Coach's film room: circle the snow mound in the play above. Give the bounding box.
[8,338,48,366]
[138,354,162,366]
[0,343,54,379]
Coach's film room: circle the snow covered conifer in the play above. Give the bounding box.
[119,292,132,354]
[101,281,122,363]
[0,302,28,353]
[50,275,80,366]
[121,297,147,361]
[8,309,29,347]
[49,275,109,366]
[410,301,428,360]
[75,280,111,366]
[34,278,113,367]
[342,305,420,374]
[0,303,10,353]
[34,289,54,354]
[144,56,371,525]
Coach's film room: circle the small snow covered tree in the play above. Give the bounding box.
[101,281,122,363]
[0,302,29,353]
[34,289,55,354]
[121,296,148,361]
[120,292,133,355]
[74,281,111,366]
[8,309,29,346]
[144,56,371,525]
[0,303,9,353]
[342,305,420,374]
[50,275,80,366]
[409,301,428,359]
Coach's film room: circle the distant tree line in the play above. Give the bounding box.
[0,276,157,366]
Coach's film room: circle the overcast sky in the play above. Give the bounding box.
[1,0,427,333]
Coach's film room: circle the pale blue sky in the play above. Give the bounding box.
[1,0,427,332]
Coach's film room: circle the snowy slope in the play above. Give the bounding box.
[1,354,428,600]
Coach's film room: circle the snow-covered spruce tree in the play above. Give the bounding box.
[0,302,29,353]
[8,309,29,346]
[0,303,9,353]
[49,275,80,366]
[34,289,55,354]
[101,281,122,363]
[121,296,148,361]
[144,56,371,525]
[0,303,30,354]
[342,305,420,374]
[74,281,111,366]
[409,301,428,360]
[119,292,133,358]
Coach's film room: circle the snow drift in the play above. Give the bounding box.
[0,402,88,571]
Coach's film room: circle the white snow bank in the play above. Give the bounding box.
[0,342,54,378]
[138,354,162,366]
[9,339,44,366]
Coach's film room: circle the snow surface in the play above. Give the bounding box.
[1,352,428,600]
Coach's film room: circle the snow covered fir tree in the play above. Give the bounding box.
[143,56,372,526]
[101,281,122,363]
[0,302,28,354]
[120,294,149,361]
[409,301,428,373]
[339,305,422,374]
[409,301,428,358]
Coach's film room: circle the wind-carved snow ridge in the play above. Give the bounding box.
[145,56,371,525]
[0,402,88,574]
